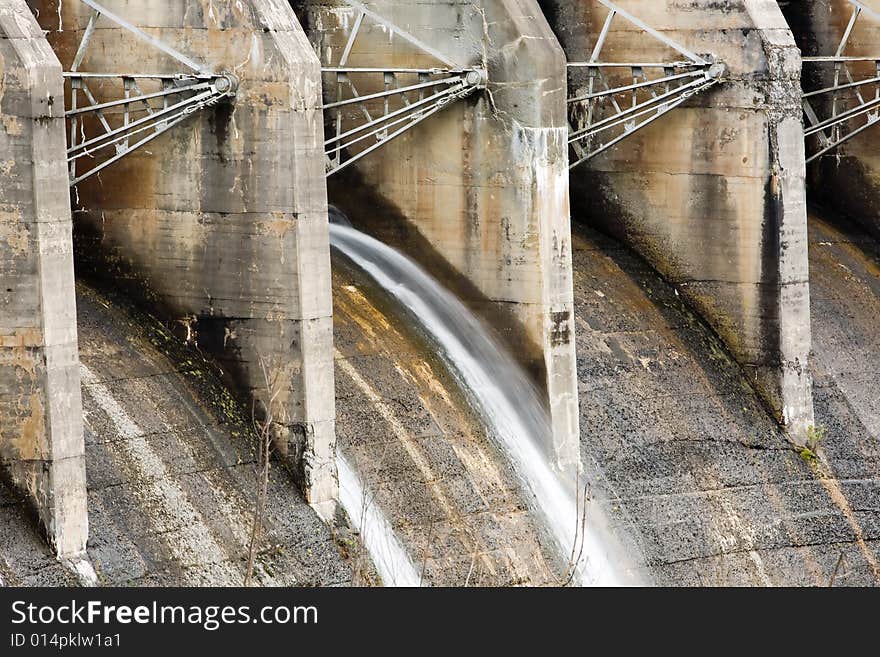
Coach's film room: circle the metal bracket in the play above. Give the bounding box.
[66,73,238,186]
[802,0,880,164]
[322,2,486,177]
[60,0,234,186]
[566,0,724,170]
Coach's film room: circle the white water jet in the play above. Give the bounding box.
[330,219,631,586]
[337,453,422,587]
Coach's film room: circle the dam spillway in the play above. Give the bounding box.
[330,218,636,584]
[1,0,880,587]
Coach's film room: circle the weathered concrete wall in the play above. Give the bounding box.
[293,0,581,479]
[539,0,814,437]
[2,282,353,586]
[782,0,880,240]
[30,0,338,516]
[572,219,880,586]
[0,1,87,558]
[333,258,564,585]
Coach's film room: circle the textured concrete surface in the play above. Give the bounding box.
[294,0,581,480]
[809,212,880,571]
[540,0,814,437]
[1,283,351,587]
[572,221,880,586]
[810,213,880,435]
[30,0,338,513]
[0,0,86,559]
[332,256,563,586]
[782,0,880,241]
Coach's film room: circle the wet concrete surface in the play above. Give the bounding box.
[332,257,563,586]
[1,283,351,587]
[5,218,880,587]
[809,212,880,453]
[573,219,880,586]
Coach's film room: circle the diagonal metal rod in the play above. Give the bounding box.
[71,9,100,72]
[804,91,880,136]
[806,114,878,164]
[325,84,462,146]
[339,9,365,66]
[596,0,707,65]
[77,0,209,74]
[326,88,459,156]
[78,83,114,138]
[837,5,862,57]
[590,8,616,63]
[569,76,712,142]
[322,75,464,110]
[569,79,717,169]
[568,69,705,104]
[70,108,197,186]
[341,0,457,67]
[69,99,208,163]
[803,74,880,99]
[799,0,880,162]
[328,85,471,177]
[65,81,213,117]
[67,88,219,157]
[849,0,880,22]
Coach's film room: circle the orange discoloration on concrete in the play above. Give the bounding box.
[0,328,44,349]
[263,214,293,240]
[817,456,880,580]
[9,345,37,377]
[11,393,48,461]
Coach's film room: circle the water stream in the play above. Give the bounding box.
[330,217,629,586]
[337,454,422,587]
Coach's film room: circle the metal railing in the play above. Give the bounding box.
[566,0,724,170]
[321,1,486,177]
[61,0,236,186]
[802,0,880,164]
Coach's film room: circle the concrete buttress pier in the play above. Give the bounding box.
[293,0,581,479]
[31,0,339,516]
[782,0,880,240]
[539,0,815,436]
[0,1,87,558]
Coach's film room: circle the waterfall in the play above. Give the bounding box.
[337,454,422,587]
[330,219,629,586]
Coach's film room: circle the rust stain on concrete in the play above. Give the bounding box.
[0,328,43,349]
[13,393,47,461]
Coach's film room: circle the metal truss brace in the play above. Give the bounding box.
[61,0,235,186]
[322,2,487,177]
[566,0,724,169]
[66,73,237,187]
[802,0,880,164]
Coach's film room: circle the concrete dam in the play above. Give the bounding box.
[1,0,879,587]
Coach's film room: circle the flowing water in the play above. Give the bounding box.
[330,217,629,586]
[337,454,422,587]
